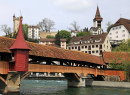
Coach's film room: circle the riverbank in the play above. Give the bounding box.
[86,79,130,88]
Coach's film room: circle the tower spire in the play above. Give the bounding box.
[94,5,102,21]
[10,18,31,50]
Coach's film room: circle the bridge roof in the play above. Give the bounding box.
[103,51,130,64]
[0,37,106,66]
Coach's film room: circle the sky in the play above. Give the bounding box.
[0,0,130,36]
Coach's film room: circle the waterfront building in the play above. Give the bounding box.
[108,18,130,44]
[39,38,66,49]
[67,33,111,56]
[28,26,40,39]
[90,6,103,35]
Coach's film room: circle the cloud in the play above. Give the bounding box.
[54,0,94,13]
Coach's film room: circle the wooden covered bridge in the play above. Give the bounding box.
[0,18,125,93]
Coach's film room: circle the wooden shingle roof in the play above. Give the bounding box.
[0,37,106,66]
[103,51,130,64]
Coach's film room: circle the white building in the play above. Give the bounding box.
[108,18,130,44]
[67,33,111,57]
[28,26,40,39]
[90,6,103,35]
[71,30,79,37]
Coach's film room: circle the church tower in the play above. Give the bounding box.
[13,14,23,33]
[93,6,103,28]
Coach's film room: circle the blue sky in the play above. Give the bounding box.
[0,0,130,36]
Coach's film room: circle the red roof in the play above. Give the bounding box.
[94,6,103,21]
[0,37,105,66]
[10,19,31,50]
[103,51,130,64]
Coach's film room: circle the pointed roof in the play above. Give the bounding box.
[10,18,31,50]
[94,6,103,21]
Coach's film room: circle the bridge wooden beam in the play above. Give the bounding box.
[0,75,6,83]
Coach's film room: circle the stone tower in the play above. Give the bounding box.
[93,6,103,28]
[13,14,23,33]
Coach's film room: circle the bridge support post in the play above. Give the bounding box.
[68,78,86,87]
[3,71,20,94]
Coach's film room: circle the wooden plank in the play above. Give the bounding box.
[0,61,9,74]
[0,76,6,83]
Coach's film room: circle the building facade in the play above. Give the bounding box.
[90,6,103,35]
[108,18,130,44]
[39,38,66,49]
[71,31,79,37]
[28,26,40,39]
[67,34,111,56]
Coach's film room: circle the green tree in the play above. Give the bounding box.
[106,21,113,33]
[114,39,130,52]
[46,35,55,38]
[55,31,60,46]
[76,31,92,37]
[109,52,130,82]
[57,30,71,44]
[107,24,113,33]
[22,24,29,40]
[27,38,39,43]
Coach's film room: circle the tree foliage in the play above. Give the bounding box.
[22,24,29,40]
[56,30,71,44]
[109,52,130,82]
[76,31,92,37]
[37,18,55,32]
[46,35,55,38]
[113,39,130,52]
[55,31,60,46]
[106,21,113,33]
[68,21,80,31]
[1,24,12,37]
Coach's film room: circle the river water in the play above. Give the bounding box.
[7,79,130,95]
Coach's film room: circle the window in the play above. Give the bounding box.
[96,50,98,53]
[107,46,108,49]
[119,26,121,29]
[92,45,94,48]
[116,26,118,29]
[116,31,118,34]
[109,33,112,35]
[85,46,87,48]
[85,51,87,53]
[104,45,105,48]
[88,51,91,54]
[107,40,108,43]
[96,45,98,48]
[82,46,84,49]
[116,36,118,38]
[99,45,102,49]
[122,30,125,32]
[88,46,91,50]
[92,51,95,53]
[62,42,64,43]
[75,46,77,49]
[69,47,71,50]
[113,27,115,30]
[110,37,112,40]
[82,51,84,53]
[122,34,125,37]
[72,47,74,49]
[100,50,102,55]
